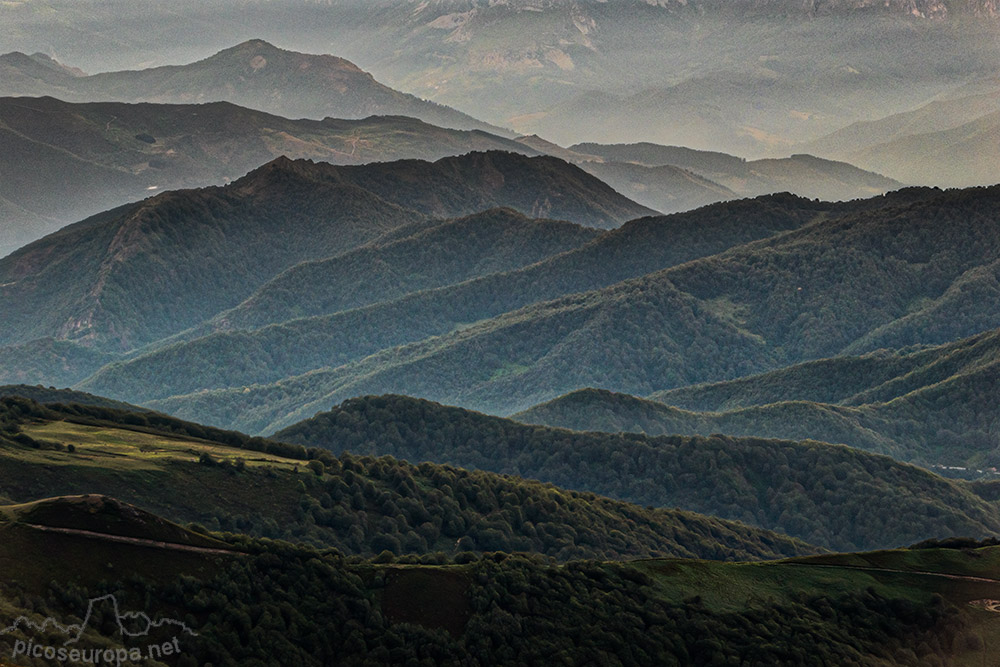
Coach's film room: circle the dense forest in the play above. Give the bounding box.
[1,516,982,667]
[274,395,1000,552]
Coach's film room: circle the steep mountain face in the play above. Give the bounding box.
[274,394,1000,552]
[0,96,538,255]
[0,151,642,352]
[0,40,503,134]
[135,185,1000,432]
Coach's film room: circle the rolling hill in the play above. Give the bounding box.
[208,208,601,332]
[76,193,840,405]
[275,394,1000,553]
[0,96,540,254]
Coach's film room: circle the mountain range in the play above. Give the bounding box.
[0,40,502,134]
[5,4,1000,664]
[513,325,1000,467]
[571,143,902,204]
[0,91,908,257]
[0,92,532,255]
[5,7,1000,161]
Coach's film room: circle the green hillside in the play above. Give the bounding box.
[0,396,812,562]
[650,330,1000,412]
[0,338,114,387]
[514,328,1000,466]
[274,395,1000,552]
[0,168,423,351]
[0,385,147,412]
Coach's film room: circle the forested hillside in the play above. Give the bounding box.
[274,395,1000,552]
[509,329,1000,466]
[0,396,811,562]
[0,510,988,666]
[76,193,856,405]
[0,151,645,354]
[141,185,1000,431]
[209,208,600,332]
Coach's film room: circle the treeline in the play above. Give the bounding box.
[276,395,1000,552]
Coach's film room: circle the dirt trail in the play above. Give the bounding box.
[790,561,1000,585]
[20,523,242,556]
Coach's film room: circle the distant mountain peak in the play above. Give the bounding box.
[205,39,365,75]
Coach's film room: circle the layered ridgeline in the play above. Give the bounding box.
[274,394,1000,553]
[516,327,1000,467]
[0,493,994,666]
[0,40,502,134]
[78,192,859,410]
[129,185,1000,432]
[804,84,1000,187]
[0,96,540,254]
[571,142,901,204]
[0,395,814,562]
[0,151,645,357]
